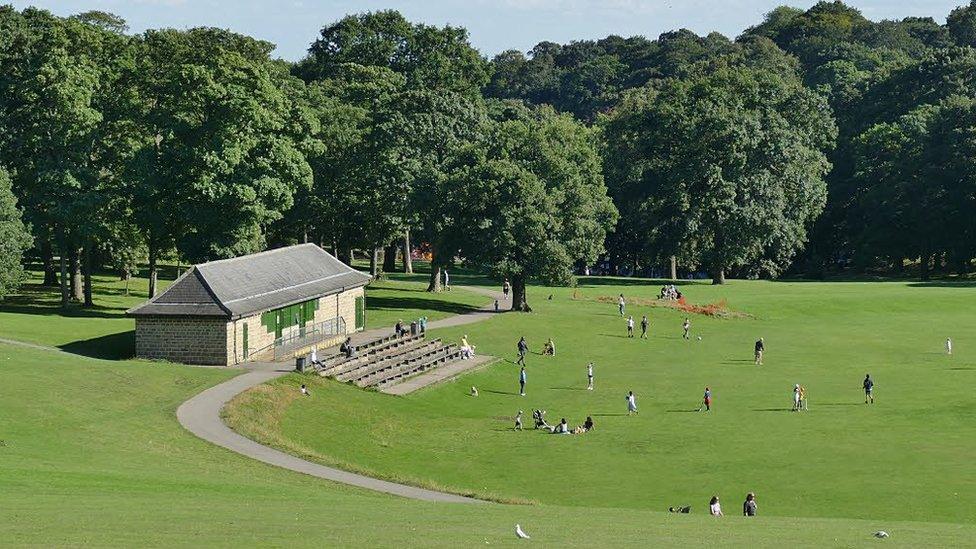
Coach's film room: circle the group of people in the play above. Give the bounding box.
[625,315,651,338]
[707,493,758,517]
[460,334,476,359]
[659,284,682,301]
[791,384,809,411]
[394,316,428,339]
[518,409,594,435]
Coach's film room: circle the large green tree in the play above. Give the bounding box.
[603,63,836,283]
[446,107,617,310]
[0,167,32,299]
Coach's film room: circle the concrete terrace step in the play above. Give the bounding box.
[364,347,464,388]
[335,339,446,383]
[317,334,425,377]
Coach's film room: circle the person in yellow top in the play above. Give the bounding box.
[798,385,808,411]
[543,337,556,356]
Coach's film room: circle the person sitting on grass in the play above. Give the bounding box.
[532,409,550,430]
[300,384,310,397]
[543,338,556,356]
[582,416,594,432]
[709,496,723,516]
[551,418,570,434]
[743,493,757,516]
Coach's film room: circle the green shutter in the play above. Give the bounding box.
[355,296,365,330]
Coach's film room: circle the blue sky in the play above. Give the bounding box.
[9,1,967,60]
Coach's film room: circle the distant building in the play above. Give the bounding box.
[127,244,370,365]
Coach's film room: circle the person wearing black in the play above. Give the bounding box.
[395,320,405,338]
[754,337,765,365]
[743,493,757,516]
[517,336,528,366]
[863,374,874,404]
[583,416,594,431]
[640,315,649,339]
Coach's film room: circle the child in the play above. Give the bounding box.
[494,299,499,312]
[863,374,874,404]
[543,338,556,356]
[792,384,801,411]
[702,387,712,411]
[682,318,691,340]
[946,337,953,355]
[587,362,594,391]
[626,391,638,415]
[627,316,635,338]
[754,337,764,365]
[471,386,479,397]
[300,384,310,397]
[514,410,523,431]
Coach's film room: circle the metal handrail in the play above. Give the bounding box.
[273,317,347,360]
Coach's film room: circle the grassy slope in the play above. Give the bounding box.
[364,275,487,329]
[2,345,975,547]
[227,279,976,526]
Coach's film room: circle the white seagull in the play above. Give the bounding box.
[515,524,531,539]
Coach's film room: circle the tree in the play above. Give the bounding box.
[603,63,836,283]
[0,167,32,299]
[446,107,617,311]
[947,1,976,47]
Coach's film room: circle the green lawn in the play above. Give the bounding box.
[364,275,488,330]
[227,279,976,527]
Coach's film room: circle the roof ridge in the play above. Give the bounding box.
[195,243,318,269]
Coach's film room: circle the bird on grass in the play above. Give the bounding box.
[515,524,531,539]
[874,531,889,538]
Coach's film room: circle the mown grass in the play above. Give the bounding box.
[227,278,976,526]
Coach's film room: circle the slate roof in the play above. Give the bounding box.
[127,244,371,319]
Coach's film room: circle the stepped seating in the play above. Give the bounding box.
[316,332,467,390]
[315,334,424,377]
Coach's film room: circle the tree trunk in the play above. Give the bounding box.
[70,248,84,302]
[58,232,69,309]
[383,244,397,272]
[669,256,677,280]
[124,271,130,296]
[427,264,442,292]
[41,239,59,286]
[511,275,531,312]
[341,248,354,266]
[402,228,413,274]
[711,267,726,285]
[82,242,93,307]
[148,246,159,298]
[370,247,381,278]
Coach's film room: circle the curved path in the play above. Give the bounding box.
[177,285,507,504]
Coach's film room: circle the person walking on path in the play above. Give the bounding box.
[626,390,638,415]
[519,366,527,396]
[863,374,874,404]
[743,493,757,516]
[503,279,511,299]
[443,269,450,290]
[640,315,649,339]
[514,410,523,431]
[517,336,528,366]
[682,318,691,340]
[587,362,594,390]
[627,316,635,338]
[946,337,953,355]
[754,337,765,365]
[618,294,626,316]
[702,387,712,411]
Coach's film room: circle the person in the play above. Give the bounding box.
[519,366,527,396]
[709,496,723,516]
[514,410,523,431]
[308,346,318,366]
[946,337,953,355]
[863,374,874,404]
[792,384,801,411]
[799,384,808,411]
[517,336,528,366]
[340,337,355,359]
[754,337,764,365]
[587,362,594,391]
[494,299,499,312]
[300,384,310,397]
[503,279,511,299]
[682,318,691,340]
[460,335,475,359]
[626,316,635,338]
[443,269,450,290]
[583,416,594,431]
[532,409,550,429]
[743,493,757,516]
[626,391,638,415]
[471,386,479,397]
[618,294,625,316]
[702,387,712,412]
[552,418,570,434]
[395,319,405,338]
[640,315,649,339]
[543,337,555,356]
[419,316,428,333]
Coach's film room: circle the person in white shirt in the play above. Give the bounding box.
[626,391,638,415]
[300,384,310,397]
[618,294,625,316]
[946,337,953,355]
[308,347,317,366]
[709,496,723,516]
[587,362,594,390]
[626,316,635,338]
[792,384,801,411]
[682,318,691,340]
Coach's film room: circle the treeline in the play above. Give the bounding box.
[1,2,974,312]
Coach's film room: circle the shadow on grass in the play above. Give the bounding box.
[482,389,518,396]
[665,409,700,413]
[1,287,127,320]
[752,408,792,412]
[908,280,976,288]
[817,402,862,407]
[579,276,714,287]
[548,387,586,391]
[366,296,480,316]
[59,331,135,360]
[949,367,976,371]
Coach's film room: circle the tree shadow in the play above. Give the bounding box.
[908,280,976,288]
[580,276,712,287]
[59,331,135,360]
[949,367,976,371]
[365,296,480,316]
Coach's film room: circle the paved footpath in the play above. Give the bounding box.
[177,284,507,503]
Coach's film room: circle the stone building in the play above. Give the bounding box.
[127,244,370,365]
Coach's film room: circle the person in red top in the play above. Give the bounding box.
[702,387,712,411]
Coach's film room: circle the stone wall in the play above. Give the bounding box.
[135,316,229,365]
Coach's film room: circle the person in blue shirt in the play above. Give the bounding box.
[519,366,527,396]
[702,387,712,411]
[863,374,874,404]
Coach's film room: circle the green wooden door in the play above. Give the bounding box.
[275,311,283,339]
[355,296,365,330]
[242,323,249,359]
